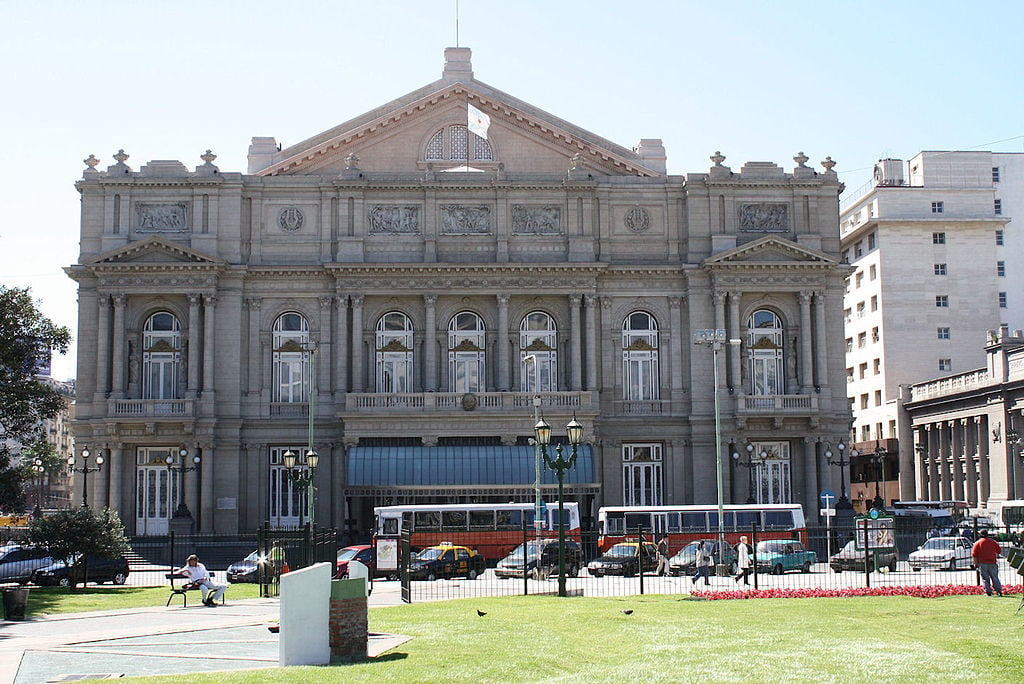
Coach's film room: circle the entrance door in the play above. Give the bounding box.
[136,466,177,535]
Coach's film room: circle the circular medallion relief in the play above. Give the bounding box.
[278,207,304,232]
[461,393,478,411]
[624,207,651,233]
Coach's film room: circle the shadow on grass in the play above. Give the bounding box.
[25,585,168,617]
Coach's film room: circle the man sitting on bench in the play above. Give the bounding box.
[176,554,227,607]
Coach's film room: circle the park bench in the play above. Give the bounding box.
[165,573,225,607]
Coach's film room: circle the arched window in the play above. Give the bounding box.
[622,311,659,401]
[747,309,785,395]
[142,312,181,400]
[272,312,311,403]
[376,312,414,393]
[424,124,494,169]
[448,311,485,393]
[520,311,558,393]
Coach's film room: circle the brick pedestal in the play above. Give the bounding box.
[329,579,368,662]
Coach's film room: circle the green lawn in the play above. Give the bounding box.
[23,583,264,616]
[123,593,1024,683]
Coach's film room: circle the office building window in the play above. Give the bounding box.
[860,394,869,409]
[867,233,876,250]
[874,390,882,406]
[935,295,949,308]
[845,338,853,352]
[869,265,877,281]
[846,367,854,382]
[997,261,1006,277]
[855,272,864,288]
[999,292,1008,308]
[870,295,878,312]
[938,358,952,371]
[933,232,945,244]
[931,202,944,213]
[858,362,867,379]
[871,327,879,342]
[856,302,865,318]
[858,332,867,348]
[873,359,881,374]
[934,263,947,276]
[996,230,1004,246]
[995,199,1002,215]
[855,241,864,258]
[937,327,950,339]
[993,167,1000,183]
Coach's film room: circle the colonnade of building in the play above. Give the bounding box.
[914,418,992,506]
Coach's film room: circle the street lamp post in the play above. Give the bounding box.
[67,446,104,508]
[165,447,201,518]
[866,442,888,510]
[534,413,584,598]
[30,458,45,510]
[824,440,854,509]
[525,355,545,533]
[731,443,767,504]
[283,449,319,528]
[694,329,740,573]
[304,340,318,526]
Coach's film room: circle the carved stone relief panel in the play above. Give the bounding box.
[277,207,304,232]
[511,205,561,235]
[441,205,490,234]
[624,207,651,233]
[739,203,788,232]
[368,206,420,234]
[136,203,188,232]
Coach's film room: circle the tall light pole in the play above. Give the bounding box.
[825,440,853,509]
[30,458,45,510]
[304,340,318,526]
[525,355,544,533]
[534,413,584,597]
[67,446,104,508]
[694,329,740,573]
[283,449,319,528]
[866,441,887,510]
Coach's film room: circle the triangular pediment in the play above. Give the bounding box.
[704,236,837,269]
[255,53,661,179]
[85,237,225,268]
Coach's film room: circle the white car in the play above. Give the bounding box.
[909,536,973,571]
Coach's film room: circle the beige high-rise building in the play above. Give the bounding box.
[66,48,851,537]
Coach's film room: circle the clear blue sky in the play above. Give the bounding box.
[2,0,1021,380]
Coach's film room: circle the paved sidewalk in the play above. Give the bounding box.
[0,585,408,683]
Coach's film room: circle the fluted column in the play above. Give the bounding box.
[927,424,940,500]
[728,291,742,390]
[799,291,813,393]
[94,446,109,509]
[245,298,261,397]
[600,297,615,395]
[965,418,979,506]
[187,294,202,398]
[202,295,216,398]
[977,417,991,504]
[350,294,364,392]
[569,294,582,391]
[668,296,684,397]
[914,429,929,500]
[952,419,966,501]
[584,294,598,391]
[200,445,214,532]
[318,297,332,398]
[813,291,828,391]
[111,295,126,398]
[423,294,437,392]
[939,422,953,500]
[713,291,726,390]
[497,294,510,391]
[334,294,348,395]
[94,295,111,402]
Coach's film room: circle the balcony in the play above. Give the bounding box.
[738,394,818,414]
[110,399,193,417]
[344,391,593,414]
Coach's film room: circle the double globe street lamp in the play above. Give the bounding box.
[165,447,201,519]
[68,446,104,507]
[534,413,584,598]
[283,449,319,528]
[732,443,768,504]
[824,440,853,509]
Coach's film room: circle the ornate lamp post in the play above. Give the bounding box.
[30,458,45,510]
[165,447,201,518]
[67,446,104,508]
[865,442,888,510]
[825,440,854,509]
[283,449,319,528]
[731,443,767,504]
[534,412,584,598]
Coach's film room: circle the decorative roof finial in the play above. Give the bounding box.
[794,151,809,168]
[84,154,99,169]
[113,149,129,165]
[345,153,360,170]
[711,151,726,167]
[200,149,217,165]
[821,156,837,172]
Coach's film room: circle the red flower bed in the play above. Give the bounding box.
[691,584,1023,600]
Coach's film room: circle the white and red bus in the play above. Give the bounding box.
[597,504,807,553]
[374,502,581,562]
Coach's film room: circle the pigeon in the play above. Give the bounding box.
[477,609,487,616]
[621,609,633,615]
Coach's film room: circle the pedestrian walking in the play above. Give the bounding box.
[691,541,711,585]
[971,529,1003,597]
[734,535,753,585]
[656,535,670,576]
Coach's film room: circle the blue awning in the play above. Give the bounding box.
[346,445,595,489]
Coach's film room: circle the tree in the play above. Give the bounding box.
[28,507,130,590]
[0,286,71,510]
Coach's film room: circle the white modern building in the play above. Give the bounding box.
[840,151,1022,505]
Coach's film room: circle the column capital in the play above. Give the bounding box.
[320,296,333,310]
[424,293,437,307]
[112,293,127,307]
[245,296,261,310]
[799,290,813,304]
[334,294,348,308]
[203,294,217,307]
[584,293,599,307]
[712,291,726,305]
[568,293,582,307]
[350,293,365,307]
[189,294,202,306]
[496,293,511,307]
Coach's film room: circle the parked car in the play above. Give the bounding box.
[755,539,816,574]
[226,550,264,583]
[495,538,583,579]
[0,544,54,584]
[669,539,737,576]
[32,555,130,587]
[829,540,898,573]
[409,544,486,581]
[587,541,659,577]
[336,545,376,579]
[909,536,973,571]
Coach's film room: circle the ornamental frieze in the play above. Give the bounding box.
[441,205,490,234]
[368,205,420,234]
[136,203,188,232]
[739,203,788,232]
[511,205,561,235]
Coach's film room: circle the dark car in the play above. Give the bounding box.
[409,544,486,581]
[669,539,737,576]
[830,540,899,573]
[0,544,54,584]
[495,538,583,579]
[587,541,659,577]
[226,550,264,583]
[336,545,376,579]
[32,555,130,587]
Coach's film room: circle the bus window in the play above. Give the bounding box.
[763,511,791,530]
[624,513,651,533]
[665,512,681,533]
[382,516,400,536]
[469,510,494,530]
[442,510,468,531]
[681,512,706,531]
[1004,504,1024,528]
[414,510,441,531]
[735,510,759,530]
[723,512,737,530]
[496,510,516,530]
[708,511,719,530]
[605,512,625,535]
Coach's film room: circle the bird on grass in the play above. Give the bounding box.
[477,609,487,617]
[621,609,633,615]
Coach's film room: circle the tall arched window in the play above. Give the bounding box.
[622,311,659,400]
[272,312,311,403]
[520,311,558,393]
[376,312,414,393]
[424,124,494,169]
[142,312,181,400]
[448,311,485,393]
[747,309,785,395]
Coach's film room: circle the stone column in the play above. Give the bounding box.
[319,297,333,399]
[600,297,615,396]
[497,294,510,391]
[928,424,941,500]
[111,295,126,399]
[202,295,217,398]
[423,294,437,392]
[813,292,828,391]
[94,294,111,402]
[802,437,818,514]
[200,445,214,533]
[799,291,813,393]
[584,294,599,391]
[951,419,966,501]
[108,445,124,517]
[668,296,684,398]
[939,422,953,500]
[713,291,726,391]
[246,297,261,397]
[977,417,991,504]
[350,295,364,392]
[728,291,742,391]
[569,294,582,391]
[188,294,202,398]
[914,428,928,501]
[965,418,979,506]
[335,294,348,395]
[94,446,109,509]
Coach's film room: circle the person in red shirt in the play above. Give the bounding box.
[971,530,1003,596]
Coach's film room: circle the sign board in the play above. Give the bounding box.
[854,515,895,550]
[820,508,835,517]
[376,538,399,572]
[819,490,836,508]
